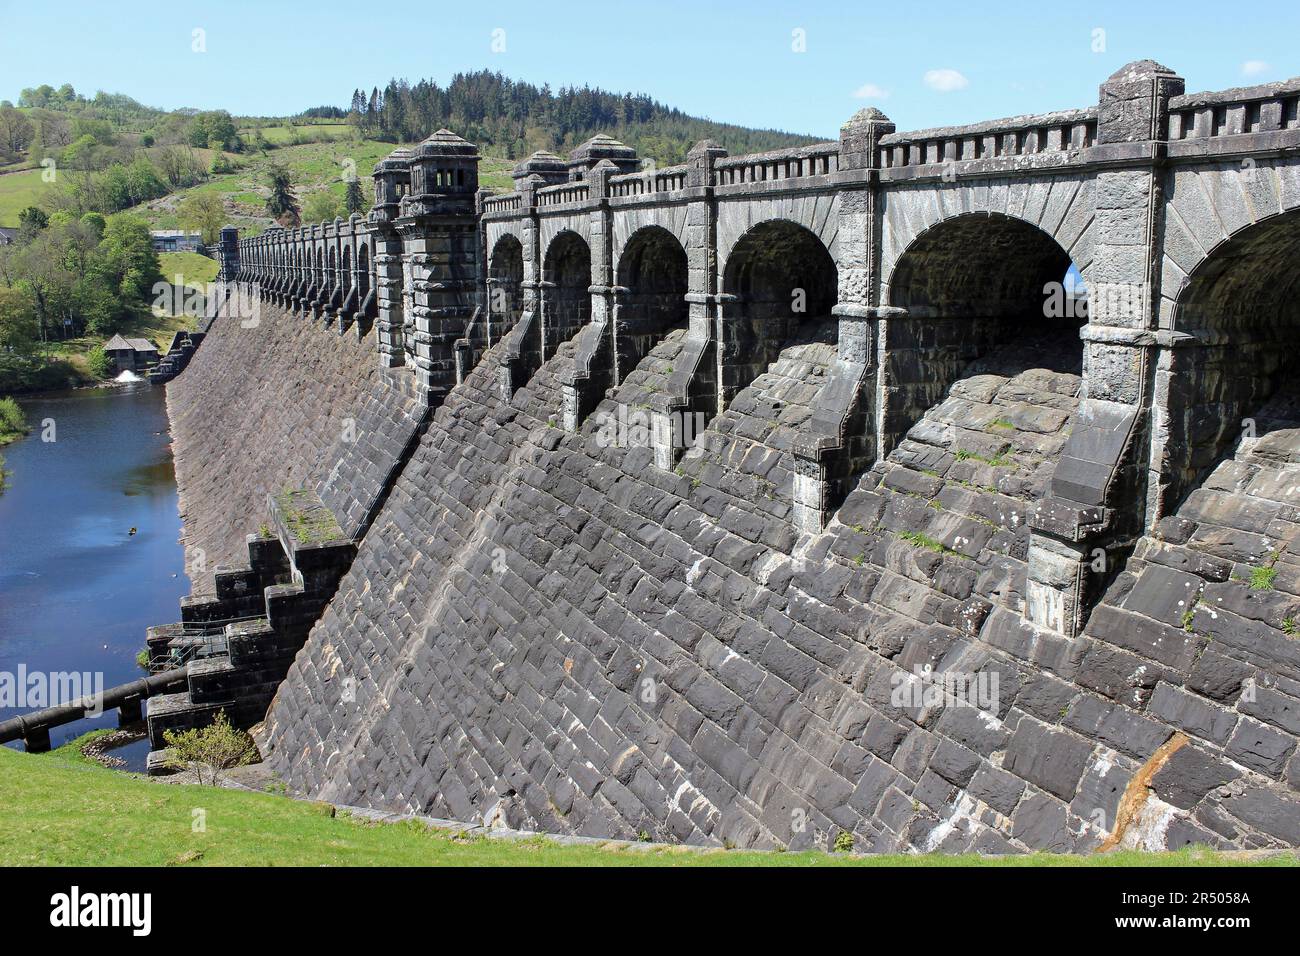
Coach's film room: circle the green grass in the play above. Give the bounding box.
[239,123,354,145]
[158,251,220,291]
[275,487,345,544]
[1,739,1289,867]
[0,167,54,227]
[897,529,966,558]
[954,448,1015,468]
[1250,565,1278,591]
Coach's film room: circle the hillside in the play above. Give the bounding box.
[138,139,515,238]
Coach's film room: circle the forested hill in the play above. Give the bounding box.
[331,71,820,165]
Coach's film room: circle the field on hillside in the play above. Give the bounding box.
[140,140,516,237]
[0,736,1293,867]
[0,167,51,226]
[239,123,353,144]
[158,251,220,290]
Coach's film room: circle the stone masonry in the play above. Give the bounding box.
[159,59,1300,850]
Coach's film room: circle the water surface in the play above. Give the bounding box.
[0,384,189,767]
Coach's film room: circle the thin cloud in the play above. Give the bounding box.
[1241,60,1271,77]
[852,83,890,100]
[924,68,969,93]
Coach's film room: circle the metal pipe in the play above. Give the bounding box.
[0,667,189,746]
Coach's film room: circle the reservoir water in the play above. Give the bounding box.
[0,384,189,768]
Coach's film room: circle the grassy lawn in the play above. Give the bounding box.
[1,738,1292,867]
[158,251,220,291]
[0,167,53,227]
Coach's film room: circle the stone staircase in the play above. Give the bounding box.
[148,330,206,384]
[145,487,355,772]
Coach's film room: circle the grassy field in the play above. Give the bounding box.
[0,167,52,226]
[239,123,354,145]
[0,737,1292,867]
[158,251,220,290]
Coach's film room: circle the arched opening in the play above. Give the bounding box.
[342,246,353,295]
[616,226,688,384]
[542,231,591,360]
[1166,209,1300,503]
[401,247,416,366]
[720,220,837,407]
[884,212,1084,449]
[356,243,371,301]
[489,235,524,344]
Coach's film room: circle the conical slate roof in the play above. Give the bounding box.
[568,133,637,164]
[512,150,567,180]
[375,147,413,173]
[415,129,479,158]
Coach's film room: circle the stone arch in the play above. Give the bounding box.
[541,230,592,360]
[879,177,1095,298]
[882,211,1084,450]
[356,240,371,301]
[716,195,841,275]
[1159,207,1300,505]
[615,225,688,383]
[610,204,691,269]
[488,233,525,343]
[719,219,837,407]
[341,244,353,295]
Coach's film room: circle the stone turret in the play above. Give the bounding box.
[395,130,483,399]
[371,147,412,368]
[567,134,639,180]
[406,129,481,207]
[511,150,568,187]
[370,147,412,225]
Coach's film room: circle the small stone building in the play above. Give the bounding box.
[103,335,160,374]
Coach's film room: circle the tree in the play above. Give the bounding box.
[95,214,161,312]
[178,190,226,245]
[0,106,35,159]
[186,110,238,152]
[17,207,48,233]
[162,710,256,785]
[344,176,367,216]
[61,134,105,171]
[0,286,39,352]
[265,162,299,226]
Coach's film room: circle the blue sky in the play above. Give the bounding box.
[2,0,1297,138]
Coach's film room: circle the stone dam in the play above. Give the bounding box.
[149,61,1300,853]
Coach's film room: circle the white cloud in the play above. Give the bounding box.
[924,68,969,93]
[1241,60,1271,77]
[852,83,890,100]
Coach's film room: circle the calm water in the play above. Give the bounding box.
[0,384,189,767]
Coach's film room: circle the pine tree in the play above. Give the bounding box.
[265,162,299,227]
[345,177,365,216]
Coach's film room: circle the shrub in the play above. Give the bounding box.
[0,396,28,438]
[162,710,257,785]
[85,346,111,379]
